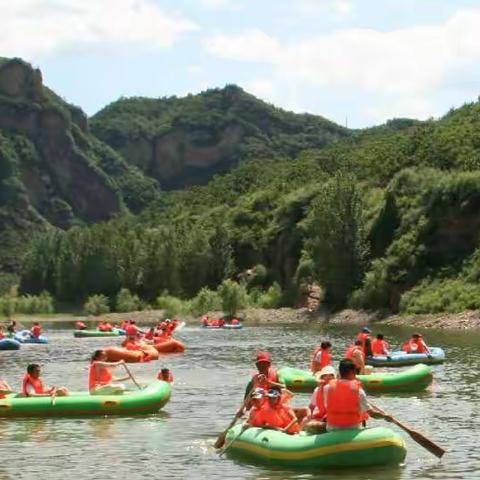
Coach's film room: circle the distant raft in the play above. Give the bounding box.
[154,338,186,353]
[0,380,171,418]
[365,347,445,367]
[278,364,433,394]
[224,424,406,468]
[105,346,159,363]
[14,330,48,344]
[73,329,124,338]
[0,338,21,351]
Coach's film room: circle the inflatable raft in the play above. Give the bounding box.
[74,329,122,338]
[0,338,21,351]
[14,330,48,344]
[154,338,185,353]
[224,425,406,468]
[0,380,171,418]
[366,347,445,367]
[105,346,159,363]
[278,364,433,394]
[223,324,243,329]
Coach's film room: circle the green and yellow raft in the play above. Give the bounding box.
[73,329,121,338]
[0,380,171,417]
[278,364,433,394]
[225,424,406,468]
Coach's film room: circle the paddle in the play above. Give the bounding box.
[219,424,249,457]
[122,363,142,390]
[371,403,445,458]
[50,387,57,406]
[214,389,252,449]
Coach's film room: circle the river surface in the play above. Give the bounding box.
[0,321,478,480]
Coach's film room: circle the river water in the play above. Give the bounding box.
[0,322,478,480]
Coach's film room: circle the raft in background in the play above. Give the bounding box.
[105,346,159,363]
[365,347,445,367]
[14,330,48,344]
[202,324,243,330]
[0,380,171,417]
[74,329,124,338]
[154,338,185,353]
[278,364,433,393]
[224,425,406,468]
[0,338,21,351]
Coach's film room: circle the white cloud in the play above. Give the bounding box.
[296,0,354,16]
[244,77,274,99]
[0,0,198,59]
[204,9,480,121]
[199,0,231,8]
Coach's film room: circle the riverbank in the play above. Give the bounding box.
[3,307,480,331]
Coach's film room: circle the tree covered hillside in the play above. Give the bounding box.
[0,58,158,289]
[91,85,349,189]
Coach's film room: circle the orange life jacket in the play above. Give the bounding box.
[145,330,155,340]
[22,374,46,396]
[345,345,365,369]
[231,318,240,325]
[310,348,333,372]
[371,339,389,356]
[252,368,278,390]
[31,325,42,337]
[326,379,362,428]
[248,404,266,427]
[403,338,427,354]
[75,321,86,330]
[157,371,174,383]
[256,404,299,433]
[312,383,327,420]
[89,362,112,390]
[0,331,5,339]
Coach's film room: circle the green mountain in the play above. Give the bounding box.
[0,58,158,287]
[91,85,349,189]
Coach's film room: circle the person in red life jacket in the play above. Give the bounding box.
[103,322,113,332]
[344,340,366,374]
[22,364,69,397]
[157,368,174,383]
[250,351,283,391]
[403,333,431,355]
[371,333,391,357]
[89,350,129,395]
[201,315,209,327]
[245,388,267,427]
[0,378,12,398]
[97,321,107,332]
[231,318,240,326]
[323,359,383,431]
[166,320,176,335]
[144,327,155,341]
[356,327,371,348]
[218,318,226,327]
[125,322,139,338]
[30,322,42,338]
[7,320,17,335]
[253,387,300,434]
[0,325,5,339]
[120,320,129,330]
[311,341,333,374]
[302,365,336,433]
[75,320,87,330]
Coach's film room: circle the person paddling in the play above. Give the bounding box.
[30,322,42,339]
[22,364,69,397]
[344,340,366,374]
[324,359,382,431]
[403,333,431,355]
[372,333,391,356]
[89,350,129,395]
[310,341,333,374]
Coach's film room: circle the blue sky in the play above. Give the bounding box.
[2,0,480,127]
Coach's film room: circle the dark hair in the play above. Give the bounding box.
[338,359,356,378]
[27,364,40,374]
[376,334,384,339]
[91,350,105,362]
[161,368,170,374]
[269,385,282,393]
[321,341,332,349]
[354,339,362,346]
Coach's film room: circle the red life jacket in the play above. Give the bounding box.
[89,363,112,390]
[0,331,5,339]
[125,325,138,337]
[310,348,333,372]
[75,321,86,330]
[145,330,155,340]
[231,318,239,325]
[326,379,362,428]
[252,368,278,390]
[31,325,42,337]
[404,338,427,354]
[371,339,389,356]
[312,383,327,420]
[157,371,174,383]
[248,404,266,427]
[345,345,365,369]
[22,374,46,396]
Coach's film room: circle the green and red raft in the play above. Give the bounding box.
[0,380,171,417]
[278,364,433,394]
[224,424,406,468]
